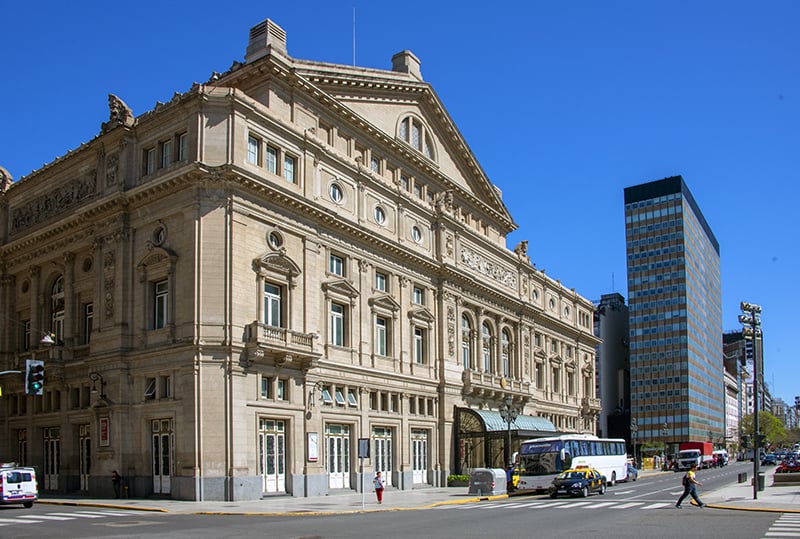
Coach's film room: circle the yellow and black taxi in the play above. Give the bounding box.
[549,466,607,498]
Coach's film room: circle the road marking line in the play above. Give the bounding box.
[612,502,645,509]
[583,502,616,508]
[643,502,672,509]
[0,518,45,524]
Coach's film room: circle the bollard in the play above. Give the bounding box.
[737,472,747,484]
[757,472,765,492]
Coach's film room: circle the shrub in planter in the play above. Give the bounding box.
[447,474,470,486]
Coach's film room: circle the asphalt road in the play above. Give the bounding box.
[0,463,794,539]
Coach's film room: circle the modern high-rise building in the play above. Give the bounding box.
[594,293,631,442]
[624,176,723,452]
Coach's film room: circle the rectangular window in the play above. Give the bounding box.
[22,320,31,352]
[321,387,333,405]
[347,390,358,407]
[144,148,156,175]
[83,303,93,345]
[414,327,425,364]
[334,389,346,406]
[277,379,286,400]
[264,283,282,327]
[331,303,345,346]
[160,375,171,399]
[144,378,156,400]
[247,136,260,165]
[261,376,273,399]
[376,317,387,356]
[154,280,168,329]
[177,132,187,161]
[370,156,380,173]
[329,254,344,276]
[375,271,387,292]
[283,155,296,183]
[413,286,423,305]
[160,139,171,168]
[266,145,278,174]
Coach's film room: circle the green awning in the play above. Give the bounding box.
[460,408,558,437]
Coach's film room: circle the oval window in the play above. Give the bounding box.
[329,183,344,203]
[411,226,422,243]
[374,206,386,225]
[268,231,283,249]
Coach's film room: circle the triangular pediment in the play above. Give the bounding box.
[408,306,435,323]
[220,46,515,235]
[368,294,401,313]
[321,278,360,299]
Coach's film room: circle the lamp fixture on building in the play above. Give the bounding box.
[89,372,107,399]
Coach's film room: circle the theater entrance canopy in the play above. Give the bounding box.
[454,407,558,473]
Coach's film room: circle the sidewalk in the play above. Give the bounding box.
[38,467,799,516]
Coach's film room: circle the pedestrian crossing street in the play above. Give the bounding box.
[763,514,800,538]
[0,509,145,527]
[429,499,678,511]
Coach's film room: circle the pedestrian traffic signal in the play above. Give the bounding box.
[25,359,44,396]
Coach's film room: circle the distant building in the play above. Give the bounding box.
[594,293,630,443]
[624,176,723,451]
[0,19,600,500]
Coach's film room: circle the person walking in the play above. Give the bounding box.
[373,471,385,504]
[675,464,706,508]
[111,470,122,499]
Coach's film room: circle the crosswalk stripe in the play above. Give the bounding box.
[583,502,616,508]
[644,502,672,509]
[612,502,645,509]
[22,514,74,520]
[0,517,45,524]
[765,532,800,537]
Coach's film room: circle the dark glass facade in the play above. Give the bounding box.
[624,176,723,447]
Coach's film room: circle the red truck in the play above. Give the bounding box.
[676,442,714,470]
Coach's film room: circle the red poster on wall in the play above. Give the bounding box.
[100,417,110,446]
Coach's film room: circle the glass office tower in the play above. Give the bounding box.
[624,176,723,450]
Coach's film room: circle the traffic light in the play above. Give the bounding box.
[25,359,44,395]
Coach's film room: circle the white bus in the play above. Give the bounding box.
[516,434,628,492]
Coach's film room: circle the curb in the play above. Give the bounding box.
[38,499,168,513]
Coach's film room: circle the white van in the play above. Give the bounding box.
[0,464,38,508]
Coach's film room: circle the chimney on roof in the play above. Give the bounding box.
[245,19,287,63]
[391,50,423,81]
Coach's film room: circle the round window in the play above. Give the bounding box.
[564,306,570,317]
[549,298,556,310]
[82,257,93,273]
[374,206,386,225]
[411,226,422,243]
[21,280,30,294]
[329,183,344,203]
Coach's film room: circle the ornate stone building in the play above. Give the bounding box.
[0,19,600,501]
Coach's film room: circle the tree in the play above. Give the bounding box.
[741,411,786,448]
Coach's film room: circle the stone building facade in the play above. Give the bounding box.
[0,19,599,501]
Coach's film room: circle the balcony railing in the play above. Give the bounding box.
[244,322,320,368]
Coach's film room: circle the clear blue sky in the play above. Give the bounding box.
[2,2,798,405]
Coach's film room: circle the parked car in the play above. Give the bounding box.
[549,467,607,498]
[0,464,38,508]
[623,463,638,482]
[761,454,777,466]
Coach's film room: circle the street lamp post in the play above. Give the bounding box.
[662,422,669,470]
[499,396,519,467]
[739,301,762,500]
[631,419,638,469]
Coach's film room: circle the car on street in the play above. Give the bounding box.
[549,467,607,498]
[761,454,777,466]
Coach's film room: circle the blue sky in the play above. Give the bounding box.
[2,2,798,405]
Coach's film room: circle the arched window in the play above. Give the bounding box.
[482,322,492,373]
[501,329,511,378]
[397,116,436,160]
[51,276,65,343]
[461,315,472,370]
